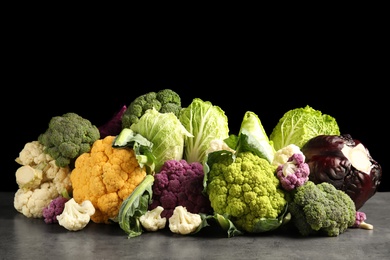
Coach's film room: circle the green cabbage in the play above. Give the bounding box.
[130,108,193,172]
[270,105,340,151]
[179,98,230,164]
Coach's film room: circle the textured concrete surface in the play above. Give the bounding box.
[1,192,389,259]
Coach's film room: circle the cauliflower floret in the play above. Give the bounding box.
[140,206,167,231]
[13,141,73,219]
[57,198,95,231]
[169,206,202,235]
[15,141,52,166]
[14,182,58,218]
[272,144,304,166]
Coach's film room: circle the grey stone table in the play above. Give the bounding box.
[1,192,389,260]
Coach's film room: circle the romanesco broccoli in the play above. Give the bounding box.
[205,151,288,234]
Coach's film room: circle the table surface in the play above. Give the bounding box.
[1,192,389,260]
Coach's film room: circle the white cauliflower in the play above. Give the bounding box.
[14,182,58,218]
[140,206,167,231]
[272,144,305,166]
[13,141,72,218]
[169,206,202,235]
[57,198,95,231]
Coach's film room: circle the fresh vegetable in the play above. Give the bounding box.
[118,174,155,238]
[301,134,382,210]
[204,111,289,235]
[113,127,156,174]
[276,153,310,191]
[179,98,230,164]
[235,111,275,164]
[287,181,356,237]
[272,144,303,166]
[14,141,72,218]
[269,105,340,151]
[42,191,70,224]
[38,112,100,168]
[149,159,213,219]
[353,211,373,230]
[168,206,202,235]
[70,135,147,224]
[139,206,167,231]
[206,151,287,234]
[57,198,95,231]
[129,108,193,172]
[98,105,127,138]
[121,89,182,129]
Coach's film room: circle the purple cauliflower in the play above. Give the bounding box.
[276,153,310,191]
[149,159,213,218]
[42,196,69,224]
[353,211,373,230]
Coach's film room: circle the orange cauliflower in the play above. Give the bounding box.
[70,135,147,224]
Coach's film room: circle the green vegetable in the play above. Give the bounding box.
[203,111,289,235]
[121,89,182,129]
[130,108,193,172]
[113,128,156,174]
[118,174,155,238]
[179,98,230,164]
[235,111,275,164]
[205,151,288,234]
[38,112,100,168]
[269,105,340,151]
[288,181,356,236]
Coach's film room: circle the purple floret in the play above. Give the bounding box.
[353,211,367,227]
[277,153,310,191]
[42,196,69,224]
[149,159,213,218]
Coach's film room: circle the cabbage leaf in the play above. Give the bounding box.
[130,108,193,172]
[179,98,230,164]
[270,105,340,151]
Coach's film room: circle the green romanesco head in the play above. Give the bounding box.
[206,151,287,233]
[121,89,182,128]
[38,112,100,169]
[289,181,356,236]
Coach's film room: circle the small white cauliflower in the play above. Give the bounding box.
[272,144,304,166]
[169,206,202,235]
[140,206,167,231]
[16,141,52,166]
[14,182,58,218]
[13,141,73,219]
[57,198,95,231]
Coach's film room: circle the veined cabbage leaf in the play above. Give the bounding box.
[179,98,230,164]
[130,108,193,172]
[270,105,340,151]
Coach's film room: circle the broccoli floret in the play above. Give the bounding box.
[288,181,356,236]
[38,112,100,169]
[121,89,181,128]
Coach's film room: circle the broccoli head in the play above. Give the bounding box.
[288,180,356,236]
[38,112,100,168]
[121,89,181,128]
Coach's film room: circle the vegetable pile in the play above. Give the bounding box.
[12,89,382,237]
